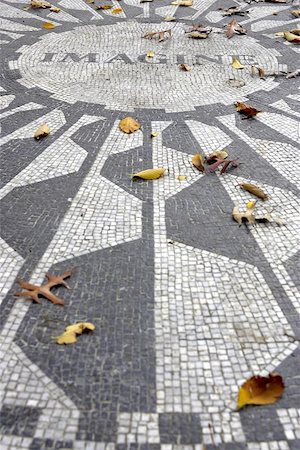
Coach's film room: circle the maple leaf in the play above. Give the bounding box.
[56,322,95,345]
[15,269,75,305]
[130,168,166,181]
[240,183,269,201]
[119,117,141,133]
[237,374,284,409]
[226,19,247,39]
[143,29,172,42]
[235,102,261,118]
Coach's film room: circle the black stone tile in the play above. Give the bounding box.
[240,408,285,442]
[159,413,202,444]
[0,404,41,437]
[30,438,73,450]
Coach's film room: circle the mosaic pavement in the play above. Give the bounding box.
[0,0,300,448]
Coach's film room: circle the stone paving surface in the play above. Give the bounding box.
[0,0,299,449]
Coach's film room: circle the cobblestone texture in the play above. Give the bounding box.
[0,0,299,449]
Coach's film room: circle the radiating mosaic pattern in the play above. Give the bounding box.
[0,0,299,449]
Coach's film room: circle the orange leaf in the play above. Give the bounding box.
[235,102,260,118]
[42,22,55,29]
[238,374,284,409]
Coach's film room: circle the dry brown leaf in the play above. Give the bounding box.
[226,18,247,39]
[131,168,166,180]
[179,63,192,71]
[164,16,176,21]
[232,202,256,226]
[42,22,56,29]
[119,117,141,134]
[240,183,269,201]
[238,374,284,409]
[186,31,209,39]
[207,150,228,161]
[290,10,300,18]
[192,153,205,172]
[251,65,266,79]
[283,31,300,43]
[235,102,260,118]
[15,269,75,305]
[171,0,193,5]
[34,123,50,140]
[232,57,244,69]
[143,29,172,42]
[56,322,95,345]
[31,0,60,11]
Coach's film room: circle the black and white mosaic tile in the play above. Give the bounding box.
[0,0,299,449]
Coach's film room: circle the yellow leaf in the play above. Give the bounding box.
[164,16,176,21]
[240,183,269,201]
[42,22,56,29]
[177,175,187,181]
[192,153,205,172]
[50,6,60,12]
[237,374,284,410]
[147,51,155,58]
[208,150,228,160]
[171,0,193,5]
[119,117,141,134]
[112,8,123,14]
[131,168,166,180]
[34,123,50,140]
[283,31,300,43]
[231,57,244,69]
[56,322,95,345]
[246,200,256,209]
[151,131,160,138]
[96,4,112,9]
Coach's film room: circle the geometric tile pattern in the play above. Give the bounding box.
[0,0,299,449]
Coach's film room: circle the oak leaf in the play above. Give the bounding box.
[119,117,141,133]
[15,269,75,305]
[231,57,244,69]
[34,123,50,140]
[192,153,205,172]
[235,102,260,118]
[56,322,95,345]
[130,168,166,180]
[237,374,284,409]
[240,183,269,201]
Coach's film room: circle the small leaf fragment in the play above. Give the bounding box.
[251,65,266,79]
[186,31,209,39]
[56,322,95,345]
[119,117,141,134]
[290,10,300,18]
[147,51,155,58]
[235,102,260,118]
[112,7,123,14]
[240,183,269,201]
[171,0,193,5]
[207,150,228,161]
[34,123,50,140]
[192,153,205,172]
[164,16,176,21]
[151,131,160,138]
[177,175,187,181]
[179,63,192,71]
[232,57,244,69]
[232,203,256,226]
[237,374,284,410]
[131,168,166,181]
[96,5,112,9]
[42,22,56,29]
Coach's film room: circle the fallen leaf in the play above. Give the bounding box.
[186,24,212,34]
[50,6,60,12]
[226,18,247,39]
[171,0,193,5]
[112,7,123,13]
[179,63,192,71]
[186,31,210,39]
[251,65,266,79]
[119,117,141,134]
[192,153,205,172]
[30,0,60,11]
[290,10,300,18]
[286,69,300,79]
[151,131,160,138]
[235,102,260,118]
[232,202,256,226]
[232,57,244,69]
[283,31,300,43]
[228,78,245,88]
[206,158,239,174]
[42,22,56,29]
[15,269,75,305]
[147,51,155,58]
[34,123,50,140]
[130,168,166,180]
[290,29,300,36]
[222,6,248,17]
[164,16,176,21]
[240,183,269,201]
[246,200,256,209]
[206,150,228,162]
[177,175,187,181]
[272,11,278,15]
[237,374,284,409]
[96,4,112,9]
[56,322,95,345]
[143,29,172,42]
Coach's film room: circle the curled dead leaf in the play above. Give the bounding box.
[130,168,166,181]
[283,31,300,43]
[192,153,205,172]
[207,150,228,162]
[186,31,209,39]
[251,65,266,79]
[232,203,256,226]
[31,0,60,11]
[34,123,50,140]
[226,18,247,39]
[240,183,269,201]
[42,22,56,29]
[143,29,172,42]
[119,117,141,134]
[56,322,95,345]
[238,374,284,409]
[179,63,192,71]
[235,102,260,118]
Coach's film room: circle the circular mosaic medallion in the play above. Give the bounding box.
[16,22,281,112]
